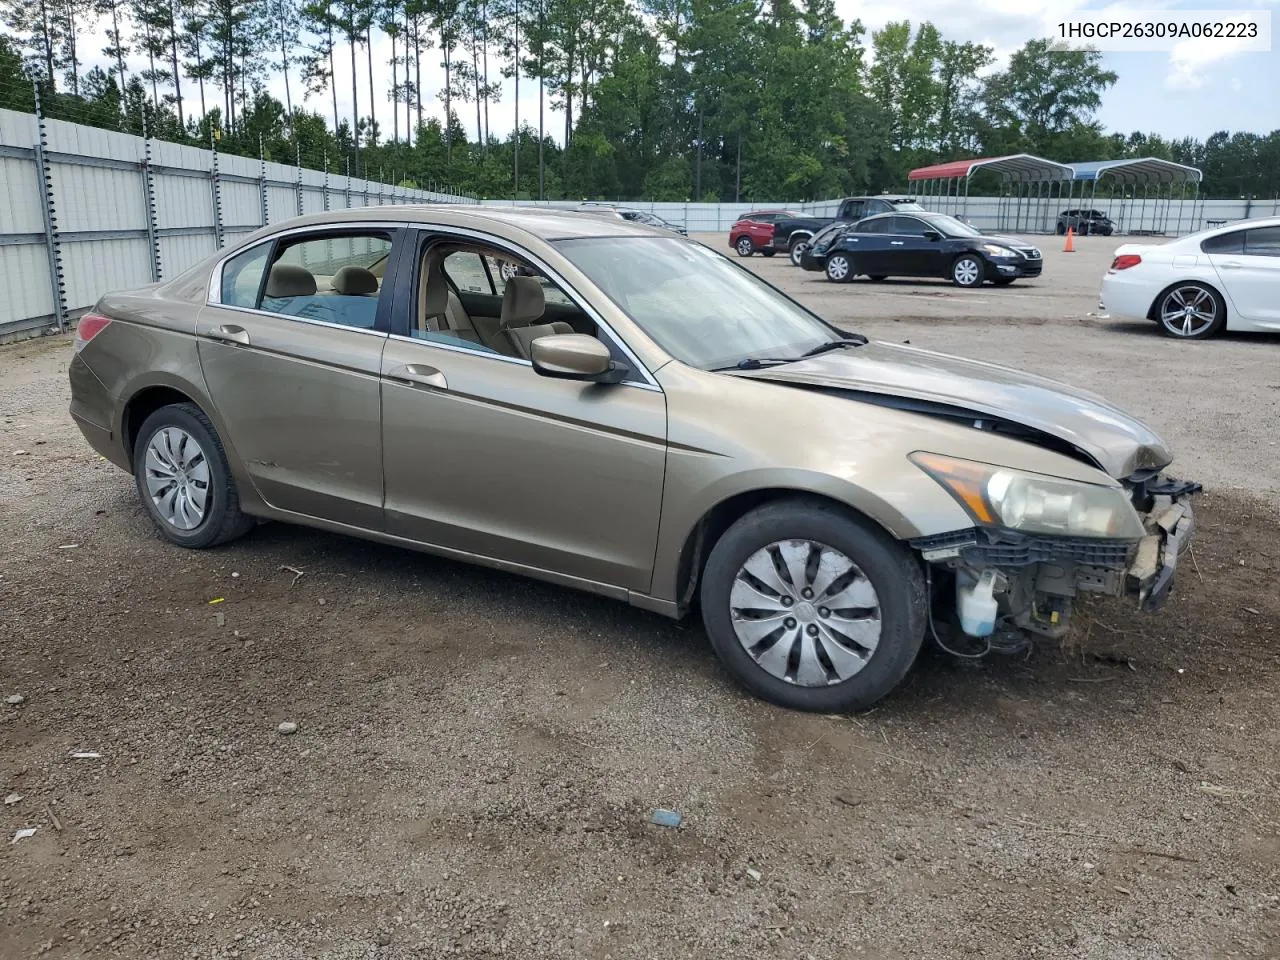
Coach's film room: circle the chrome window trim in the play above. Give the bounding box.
[209,302,391,339]
[408,224,662,390]
[205,221,405,305]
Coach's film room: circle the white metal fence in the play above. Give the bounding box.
[0,108,474,340]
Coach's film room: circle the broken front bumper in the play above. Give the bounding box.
[912,474,1200,640]
[1125,478,1199,612]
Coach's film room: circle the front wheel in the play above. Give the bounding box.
[789,239,810,266]
[699,499,927,712]
[951,255,984,287]
[132,403,255,548]
[825,253,853,283]
[735,237,754,257]
[1157,282,1225,339]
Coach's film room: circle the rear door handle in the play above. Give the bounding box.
[207,324,250,346]
[387,363,448,390]
[890,241,905,245]
[1218,260,1243,269]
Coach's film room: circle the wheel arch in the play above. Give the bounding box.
[669,486,907,619]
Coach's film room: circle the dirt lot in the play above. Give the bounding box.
[3,235,1279,960]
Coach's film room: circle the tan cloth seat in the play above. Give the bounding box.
[331,265,379,296]
[498,276,573,359]
[264,263,316,298]
[418,254,482,343]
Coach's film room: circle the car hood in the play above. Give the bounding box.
[978,234,1033,248]
[736,341,1172,479]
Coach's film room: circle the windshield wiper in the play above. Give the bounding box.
[710,357,794,371]
[800,335,867,358]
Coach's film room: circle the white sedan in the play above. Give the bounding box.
[1099,216,1280,340]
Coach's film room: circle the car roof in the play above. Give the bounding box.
[247,204,661,240]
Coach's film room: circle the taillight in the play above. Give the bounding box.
[74,313,112,351]
[1110,254,1142,271]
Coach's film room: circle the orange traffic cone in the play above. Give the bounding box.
[1063,226,1075,252]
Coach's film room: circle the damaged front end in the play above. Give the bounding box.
[909,470,1200,651]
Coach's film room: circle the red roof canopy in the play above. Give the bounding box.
[908,154,1074,182]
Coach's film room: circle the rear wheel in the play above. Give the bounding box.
[760,249,777,258]
[735,237,754,257]
[825,253,853,283]
[951,255,985,287]
[132,403,254,548]
[699,499,927,712]
[1156,282,1225,340]
[789,238,811,266]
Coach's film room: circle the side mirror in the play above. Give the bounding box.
[923,230,942,241]
[530,333,629,384]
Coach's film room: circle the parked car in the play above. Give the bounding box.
[728,210,798,256]
[770,196,927,265]
[1057,209,1115,236]
[1099,216,1280,339]
[574,203,688,235]
[69,206,1195,712]
[802,212,1043,287]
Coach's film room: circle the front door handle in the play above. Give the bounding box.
[890,241,905,245]
[387,363,448,390]
[208,324,250,346]
[1218,260,1243,269]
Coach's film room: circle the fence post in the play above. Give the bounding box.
[30,74,67,332]
[323,153,330,212]
[345,156,352,209]
[258,135,269,226]
[141,113,161,282]
[209,129,225,249]
[295,141,304,217]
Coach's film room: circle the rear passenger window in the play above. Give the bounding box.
[1201,231,1245,255]
[260,232,393,329]
[1244,227,1280,257]
[220,243,271,307]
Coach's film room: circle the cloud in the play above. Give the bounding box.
[1165,34,1256,90]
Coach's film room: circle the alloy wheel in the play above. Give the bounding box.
[729,539,881,687]
[789,242,809,266]
[736,237,753,256]
[1160,285,1218,338]
[144,426,210,531]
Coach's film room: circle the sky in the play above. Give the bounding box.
[66,0,1280,146]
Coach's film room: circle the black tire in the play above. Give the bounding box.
[760,249,777,257]
[788,238,811,266]
[1154,282,1226,340]
[825,252,854,283]
[1056,222,1067,235]
[132,402,255,549]
[735,237,754,257]
[699,498,928,712]
[951,254,985,287]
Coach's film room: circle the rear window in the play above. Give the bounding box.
[1200,231,1245,255]
[856,217,890,234]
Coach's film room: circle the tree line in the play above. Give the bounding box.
[1,0,1277,202]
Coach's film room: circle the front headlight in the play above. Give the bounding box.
[980,243,1018,258]
[910,452,1145,539]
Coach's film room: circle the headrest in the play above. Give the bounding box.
[422,256,449,315]
[500,276,545,328]
[264,263,316,298]
[331,265,379,296]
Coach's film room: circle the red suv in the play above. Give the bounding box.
[729,211,798,257]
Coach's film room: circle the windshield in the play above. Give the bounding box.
[555,237,844,370]
[925,214,983,237]
[888,200,926,211]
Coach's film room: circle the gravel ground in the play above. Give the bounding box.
[2,237,1279,960]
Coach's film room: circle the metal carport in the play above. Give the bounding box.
[906,154,1075,233]
[1064,158,1203,236]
